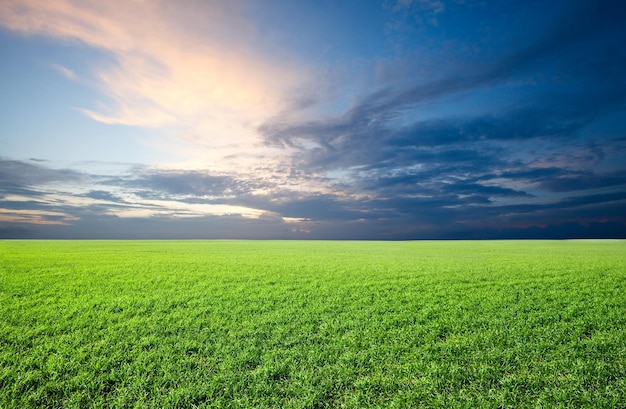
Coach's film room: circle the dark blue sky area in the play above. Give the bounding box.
[1,0,625,239]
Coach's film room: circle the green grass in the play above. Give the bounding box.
[1,240,625,408]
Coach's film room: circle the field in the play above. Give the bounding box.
[1,240,625,408]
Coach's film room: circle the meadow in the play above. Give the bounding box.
[1,240,625,408]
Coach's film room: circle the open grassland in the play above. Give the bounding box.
[1,240,625,408]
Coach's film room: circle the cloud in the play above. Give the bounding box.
[261,0,626,153]
[0,208,79,225]
[527,170,626,193]
[83,190,123,202]
[258,105,603,195]
[0,0,306,155]
[104,200,264,220]
[0,158,83,187]
[50,63,76,80]
[0,159,263,223]
[1,157,625,239]
[2,2,626,239]
[255,1,626,224]
[124,170,246,198]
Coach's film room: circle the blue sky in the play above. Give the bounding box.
[1,0,625,239]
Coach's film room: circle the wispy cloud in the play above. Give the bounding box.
[0,0,306,154]
[0,208,79,225]
[50,63,76,80]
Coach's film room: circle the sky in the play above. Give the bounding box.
[1,0,625,239]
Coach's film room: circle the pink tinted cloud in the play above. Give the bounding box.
[0,0,305,136]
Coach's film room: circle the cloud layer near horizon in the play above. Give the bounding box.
[1,0,625,239]
[2,156,625,239]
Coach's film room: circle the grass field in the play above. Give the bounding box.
[1,240,625,408]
